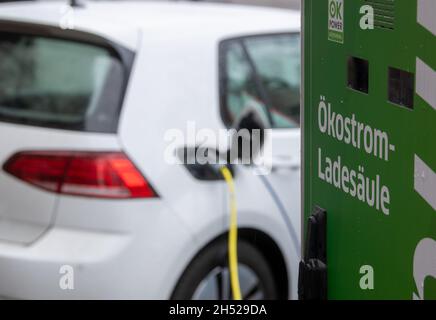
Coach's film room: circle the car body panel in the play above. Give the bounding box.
[0,122,121,244]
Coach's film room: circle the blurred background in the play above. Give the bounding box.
[0,0,301,9]
[172,0,300,9]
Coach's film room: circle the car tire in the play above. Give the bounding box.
[171,238,278,300]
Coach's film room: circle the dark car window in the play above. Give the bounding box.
[0,32,126,133]
[220,33,301,129]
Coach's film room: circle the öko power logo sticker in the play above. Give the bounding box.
[328,0,344,44]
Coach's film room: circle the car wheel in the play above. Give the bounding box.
[172,239,278,300]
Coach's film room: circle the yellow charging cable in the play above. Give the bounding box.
[220,166,242,301]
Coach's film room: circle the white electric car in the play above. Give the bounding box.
[0,1,301,299]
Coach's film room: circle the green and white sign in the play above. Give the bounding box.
[303,0,436,299]
[328,0,344,43]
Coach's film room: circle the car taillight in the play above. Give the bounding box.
[2,151,158,199]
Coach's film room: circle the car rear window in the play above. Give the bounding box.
[0,32,127,133]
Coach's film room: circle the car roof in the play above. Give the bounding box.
[0,1,300,50]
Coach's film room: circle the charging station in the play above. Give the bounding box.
[300,0,435,299]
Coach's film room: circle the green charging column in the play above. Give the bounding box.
[302,0,436,299]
